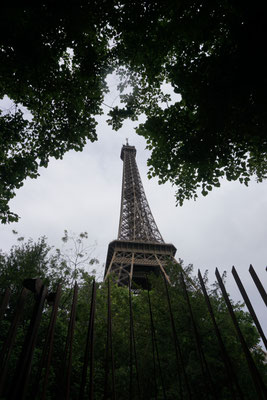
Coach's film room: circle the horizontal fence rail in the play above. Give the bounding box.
[0,266,266,400]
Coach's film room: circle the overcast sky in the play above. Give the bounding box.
[0,74,266,337]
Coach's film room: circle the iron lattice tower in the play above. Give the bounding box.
[104,143,177,287]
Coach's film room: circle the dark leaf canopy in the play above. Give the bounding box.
[108,1,267,203]
[0,3,112,222]
[1,1,267,221]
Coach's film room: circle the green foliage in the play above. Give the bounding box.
[0,4,112,223]
[108,1,267,205]
[0,237,266,399]
[0,231,98,294]
[1,2,267,219]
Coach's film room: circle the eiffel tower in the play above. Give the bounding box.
[104,142,177,287]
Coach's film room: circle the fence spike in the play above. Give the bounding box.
[249,265,267,307]
[232,266,267,351]
[215,268,267,400]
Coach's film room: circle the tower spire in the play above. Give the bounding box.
[104,144,176,287]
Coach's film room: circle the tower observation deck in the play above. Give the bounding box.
[104,143,177,287]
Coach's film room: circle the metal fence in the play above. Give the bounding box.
[0,265,266,400]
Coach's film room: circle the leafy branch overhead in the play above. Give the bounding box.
[107,1,267,205]
[1,2,267,222]
[0,4,111,223]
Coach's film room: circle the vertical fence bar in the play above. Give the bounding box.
[129,281,133,400]
[215,268,267,400]
[79,279,96,400]
[104,281,110,400]
[198,270,243,400]
[0,288,28,397]
[64,281,78,400]
[249,265,267,307]
[146,280,166,400]
[128,280,141,400]
[104,279,116,400]
[109,280,116,400]
[161,272,192,400]
[232,267,267,351]
[89,280,97,400]
[40,285,62,400]
[147,286,158,400]
[180,273,216,400]
[22,284,48,400]
[0,288,11,322]
[10,281,48,400]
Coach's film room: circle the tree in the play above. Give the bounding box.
[0,237,266,399]
[1,2,267,222]
[0,3,112,223]
[0,230,98,293]
[108,1,267,205]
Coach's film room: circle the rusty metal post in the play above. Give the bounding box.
[145,276,158,399]
[38,285,62,400]
[216,268,267,400]
[104,279,116,400]
[161,272,192,400]
[10,280,47,400]
[129,281,133,400]
[64,282,78,400]
[128,280,141,400]
[0,288,29,397]
[146,280,166,400]
[79,280,96,400]
[198,270,243,400]
[109,280,116,400]
[180,272,216,400]
[88,281,97,400]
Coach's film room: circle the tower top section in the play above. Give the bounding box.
[118,144,164,243]
[120,143,136,161]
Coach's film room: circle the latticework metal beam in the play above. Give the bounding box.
[105,144,177,287]
[118,144,163,243]
[105,240,176,287]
